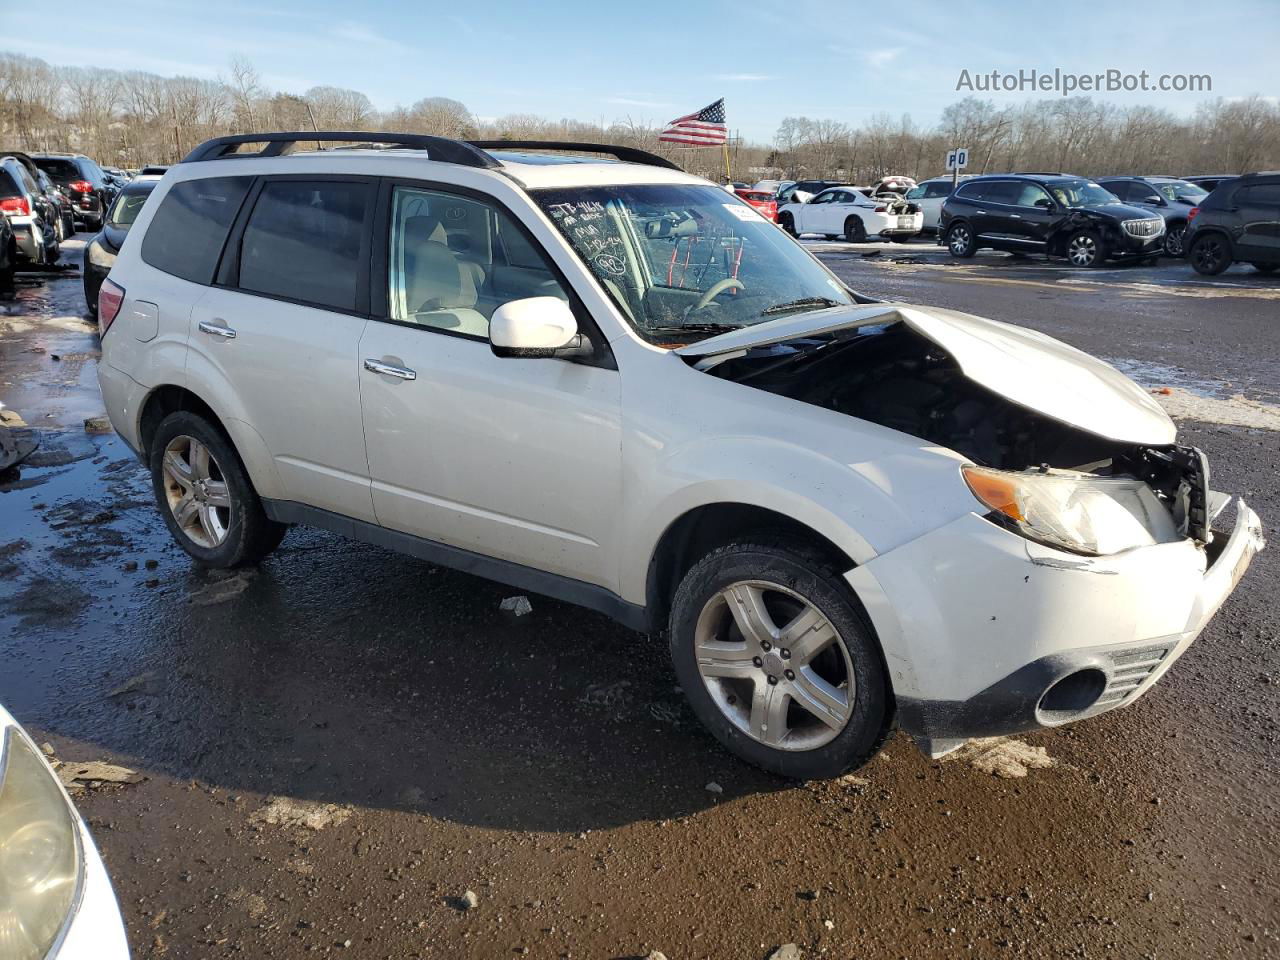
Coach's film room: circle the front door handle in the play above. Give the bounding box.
[975,209,987,215]
[198,320,236,339]
[363,358,417,381]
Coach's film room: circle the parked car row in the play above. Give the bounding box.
[742,169,1278,275]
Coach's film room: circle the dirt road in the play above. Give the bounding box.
[2,240,1277,959]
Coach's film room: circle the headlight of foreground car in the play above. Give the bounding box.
[86,238,115,269]
[963,464,1180,556]
[0,727,82,960]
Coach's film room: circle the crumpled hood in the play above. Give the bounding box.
[676,303,1176,445]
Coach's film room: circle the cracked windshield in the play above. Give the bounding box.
[537,184,854,342]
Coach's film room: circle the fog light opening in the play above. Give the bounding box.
[1038,669,1107,724]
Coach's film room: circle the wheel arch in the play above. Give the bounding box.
[138,384,284,500]
[644,501,859,633]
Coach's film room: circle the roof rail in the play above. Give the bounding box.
[182,132,501,168]
[467,140,682,171]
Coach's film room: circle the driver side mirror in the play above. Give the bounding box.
[1034,197,1054,209]
[490,297,591,360]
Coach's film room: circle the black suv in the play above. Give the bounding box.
[1182,172,1280,276]
[32,153,116,230]
[939,174,1166,267]
[1096,176,1208,257]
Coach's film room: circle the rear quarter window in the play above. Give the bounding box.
[140,177,253,284]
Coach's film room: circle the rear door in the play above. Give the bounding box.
[187,175,377,522]
[1235,183,1280,260]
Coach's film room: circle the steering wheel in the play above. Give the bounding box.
[691,277,745,312]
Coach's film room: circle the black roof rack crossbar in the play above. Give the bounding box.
[467,140,682,171]
[182,132,501,168]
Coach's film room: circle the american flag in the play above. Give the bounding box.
[659,98,727,146]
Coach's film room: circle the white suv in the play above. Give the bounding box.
[97,133,1264,778]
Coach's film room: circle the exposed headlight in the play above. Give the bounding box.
[0,728,82,960]
[86,239,115,269]
[963,464,1180,556]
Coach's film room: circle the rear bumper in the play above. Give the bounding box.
[847,501,1265,756]
[96,361,146,456]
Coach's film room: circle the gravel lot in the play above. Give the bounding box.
[1,237,1277,959]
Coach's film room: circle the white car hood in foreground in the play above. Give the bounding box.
[676,303,1176,445]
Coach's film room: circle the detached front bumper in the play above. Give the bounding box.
[847,500,1265,756]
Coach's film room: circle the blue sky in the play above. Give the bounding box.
[3,0,1277,142]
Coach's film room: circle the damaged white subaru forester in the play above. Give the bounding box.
[97,133,1265,778]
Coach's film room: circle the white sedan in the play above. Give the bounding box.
[0,704,131,960]
[777,186,923,241]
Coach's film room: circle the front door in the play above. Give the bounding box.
[357,182,622,588]
[188,176,377,522]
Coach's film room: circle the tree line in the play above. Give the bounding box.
[2,51,1276,183]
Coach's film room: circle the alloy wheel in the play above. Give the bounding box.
[1165,225,1186,257]
[1193,237,1225,272]
[948,225,970,255]
[694,580,854,751]
[161,435,232,548]
[1067,234,1098,266]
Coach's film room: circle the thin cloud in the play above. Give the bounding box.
[865,46,906,68]
[715,73,774,82]
[327,21,408,52]
[604,96,673,109]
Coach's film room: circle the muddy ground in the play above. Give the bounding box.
[1,238,1277,960]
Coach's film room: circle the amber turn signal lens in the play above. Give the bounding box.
[962,466,1025,522]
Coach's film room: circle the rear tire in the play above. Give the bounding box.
[149,411,286,568]
[778,212,796,237]
[669,539,892,779]
[1189,234,1231,275]
[843,217,866,243]
[946,222,976,257]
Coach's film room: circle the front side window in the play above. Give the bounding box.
[141,176,253,284]
[239,180,372,311]
[536,183,855,343]
[387,186,568,340]
[1014,183,1053,207]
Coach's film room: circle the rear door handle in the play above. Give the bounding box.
[975,209,987,215]
[198,320,236,339]
[363,358,417,381]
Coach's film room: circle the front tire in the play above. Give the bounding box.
[669,540,892,779]
[1065,229,1107,267]
[149,411,286,568]
[1189,234,1231,275]
[1164,222,1187,257]
[778,213,796,237]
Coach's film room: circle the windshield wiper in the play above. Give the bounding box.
[761,296,841,316]
[644,322,744,336]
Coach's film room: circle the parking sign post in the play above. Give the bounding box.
[947,147,969,188]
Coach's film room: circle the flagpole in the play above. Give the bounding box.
[722,140,731,182]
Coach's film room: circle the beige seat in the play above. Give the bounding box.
[401,215,488,337]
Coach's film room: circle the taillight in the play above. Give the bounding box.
[0,196,30,216]
[1187,206,1199,222]
[70,180,93,193]
[98,279,125,334]
[874,205,887,213]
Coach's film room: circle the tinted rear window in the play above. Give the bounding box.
[141,177,253,284]
[237,180,371,311]
[34,158,80,183]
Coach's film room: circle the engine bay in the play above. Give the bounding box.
[705,321,1210,540]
